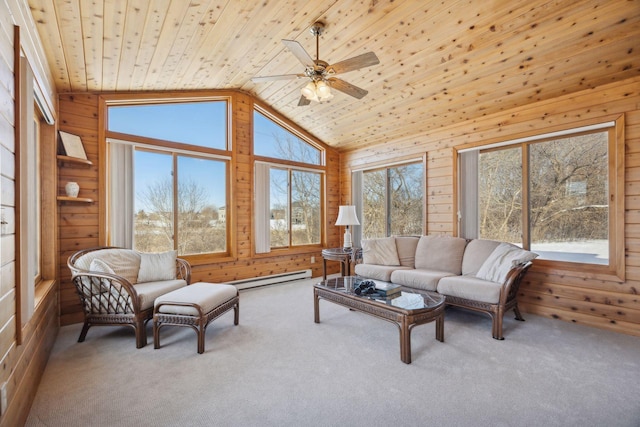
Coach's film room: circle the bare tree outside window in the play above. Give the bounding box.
[133,151,227,256]
[255,109,323,249]
[478,146,523,244]
[478,131,609,263]
[363,163,423,238]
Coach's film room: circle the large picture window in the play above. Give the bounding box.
[106,99,230,257]
[253,107,324,253]
[458,119,624,276]
[354,162,424,240]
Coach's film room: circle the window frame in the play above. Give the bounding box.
[268,164,323,250]
[102,95,233,263]
[454,116,625,281]
[15,45,57,345]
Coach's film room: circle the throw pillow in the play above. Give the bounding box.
[137,250,178,283]
[89,258,115,275]
[88,259,117,294]
[476,243,538,283]
[75,249,141,284]
[361,237,400,266]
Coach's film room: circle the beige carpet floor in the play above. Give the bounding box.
[26,278,640,426]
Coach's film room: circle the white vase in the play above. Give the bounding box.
[65,181,80,198]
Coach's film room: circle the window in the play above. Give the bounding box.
[109,101,227,149]
[253,107,324,253]
[253,110,321,164]
[458,119,624,276]
[267,167,322,248]
[354,162,424,240]
[106,100,230,257]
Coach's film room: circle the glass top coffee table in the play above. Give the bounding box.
[313,276,445,364]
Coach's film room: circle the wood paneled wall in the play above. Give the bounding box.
[0,0,59,425]
[341,76,640,337]
[58,91,342,325]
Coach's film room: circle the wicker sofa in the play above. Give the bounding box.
[68,247,192,348]
[354,235,536,339]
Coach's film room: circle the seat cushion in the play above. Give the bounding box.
[135,279,187,310]
[437,275,503,304]
[414,235,468,275]
[390,268,454,292]
[354,264,410,282]
[155,282,238,316]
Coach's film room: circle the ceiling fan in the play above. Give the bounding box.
[251,21,380,106]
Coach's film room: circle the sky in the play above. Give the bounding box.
[108,101,315,211]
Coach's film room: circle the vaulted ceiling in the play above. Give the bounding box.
[27,0,640,150]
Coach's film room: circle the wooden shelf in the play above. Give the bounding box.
[57,196,94,203]
[57,155,93,166]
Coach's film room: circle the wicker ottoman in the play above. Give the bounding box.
[153,282,239,354]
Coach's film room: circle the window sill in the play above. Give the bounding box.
[34,279,57,311]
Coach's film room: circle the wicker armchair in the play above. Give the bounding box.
[68,247,191,348]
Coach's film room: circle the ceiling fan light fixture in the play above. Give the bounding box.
[316,80,332,99]
[252,21,379,106]
[301,81,318,101]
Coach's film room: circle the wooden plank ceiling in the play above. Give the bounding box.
[27,0,640,151]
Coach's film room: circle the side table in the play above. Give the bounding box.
[321,248,359,280]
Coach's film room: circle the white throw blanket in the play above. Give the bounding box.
[476,243,538,283]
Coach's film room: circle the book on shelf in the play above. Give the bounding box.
[372,280,401,297]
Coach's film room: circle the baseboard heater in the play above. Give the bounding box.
[230,269,312,290]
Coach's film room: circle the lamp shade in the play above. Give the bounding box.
[335,205,360,226]
[301,81,318,101]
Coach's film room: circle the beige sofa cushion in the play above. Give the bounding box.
[390,269,455,292]
[394,236,420,268]
[461,239,502,276]
[137,250,177,283]
[414,235,468,275]
[354,264,410,282]
[437,276,503,304]
[155,282,238,316]
[76,248,141,284]
[361,237,400,266]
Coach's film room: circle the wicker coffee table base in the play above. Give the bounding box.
[314,286,444,364]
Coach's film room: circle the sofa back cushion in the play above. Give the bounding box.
[394,236,420,268]
[137,250,178,282]
[361,237,400,266]
[414,235,468,275]
[75,248,141,284]
[461,239,502,276]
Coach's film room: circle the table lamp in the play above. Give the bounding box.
[335,205,360,249]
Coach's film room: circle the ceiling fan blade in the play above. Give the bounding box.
[328,78,369,99]
[282,39,315,68]
[297,95,311,106]
[251,74,304,83]
[328,51,380,75]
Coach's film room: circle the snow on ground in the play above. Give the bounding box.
[530,240,608,265]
